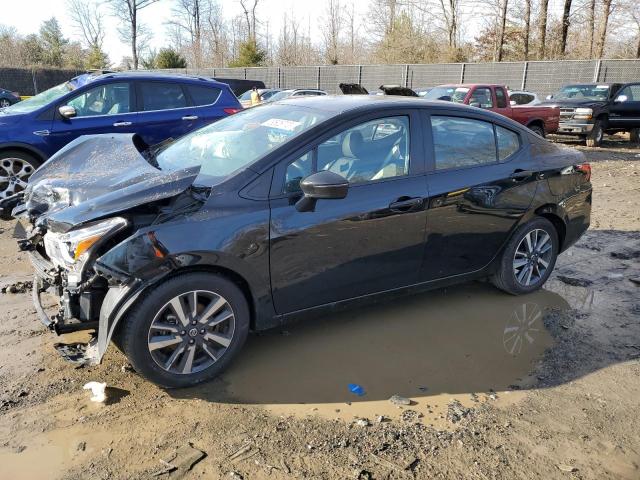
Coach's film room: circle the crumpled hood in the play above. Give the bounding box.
[22,133,201,232]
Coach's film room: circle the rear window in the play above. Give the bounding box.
[187,85,221,106]
[140,82,187,111]
[432,116,496,170]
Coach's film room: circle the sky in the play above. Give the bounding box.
[2,0,572,66]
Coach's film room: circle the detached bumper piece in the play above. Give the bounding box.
[53,338,100,366]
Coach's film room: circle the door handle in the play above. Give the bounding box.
[510,169,534,180]
[182,115,199,121]
[113,121,132,127]
[389,196,423,212]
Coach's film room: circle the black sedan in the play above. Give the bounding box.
[0,88,20,108]
[12,96,592,387]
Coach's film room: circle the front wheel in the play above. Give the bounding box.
[0,150,40,199]
[586,119,605,147]
[492,217,559,295]
[120,272,250,388]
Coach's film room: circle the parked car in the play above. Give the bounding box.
[423,84,559,137]
[11,95,592,387]
[265,89,327,102]
[0,72,241,199]
[0,88,20,108]
[238,88,281,108]
[508,90,541,105]
[414,87,433,97]
[539,82,640,147]
[339,83,419,97]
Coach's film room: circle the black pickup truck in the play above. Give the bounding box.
[540,82,640,147]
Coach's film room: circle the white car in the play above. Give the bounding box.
[508,90,541,106]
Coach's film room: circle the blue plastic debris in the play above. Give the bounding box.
[348,384,366,396]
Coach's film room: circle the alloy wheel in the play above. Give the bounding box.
[0,99,10,108]
[513,228,553,287]
[0,157,34,199]
[147,290,236,375]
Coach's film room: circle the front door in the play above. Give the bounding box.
[269,113,428,314]
[608,83,640,129]
[420,112,538,281]
[50,81,137,152]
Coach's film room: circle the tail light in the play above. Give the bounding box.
[576,163,591,182]
[223,108,242,115]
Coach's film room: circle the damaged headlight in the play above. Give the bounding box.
[44,217,129,271]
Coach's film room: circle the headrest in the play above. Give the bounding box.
[342,130,364,157]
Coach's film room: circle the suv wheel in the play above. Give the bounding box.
[586,119,605,147]
[121,272,250,388]
[0,150,40,199]
[630,128,640,144]
[0,99,11,108]
[492,217,559,295]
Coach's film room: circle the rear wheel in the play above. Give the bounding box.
[121,272,250,388]
[0,150,40,199]
[0,99,11,108]
[529,124,545,137]
[630,128,640,144]
[492,217,559,295]
[586,119,605,147]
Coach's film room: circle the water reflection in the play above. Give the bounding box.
[200,283,570,406]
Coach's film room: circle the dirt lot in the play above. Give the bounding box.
[0,137,639,480]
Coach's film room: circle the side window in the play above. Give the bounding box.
[469,88,493,108]
[65,82,130,117]
[318,116,410,184]
[618,85,640,101]
[431,116,497,170]
[139,82,187,111]
[496,126,521,161]
[496,88,508,108]
[187,85,221,106]
[284,151,313,193]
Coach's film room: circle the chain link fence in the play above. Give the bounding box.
[2,59,638,97]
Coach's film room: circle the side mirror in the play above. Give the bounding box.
[510,100,517,106]
[295,171,349,212]
[58,105,77,119]
[545,94,553,100]
[614,94,628,103]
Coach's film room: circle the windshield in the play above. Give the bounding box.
[2,82,74,114]
[156,103,331,184]
[265,90,292,102]
[423,86,469,103]
[553,84,610,101]
[261,90,280,100]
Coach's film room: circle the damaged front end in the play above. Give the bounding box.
[14,133,207,365]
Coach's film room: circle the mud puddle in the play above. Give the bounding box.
[180,283,575,426]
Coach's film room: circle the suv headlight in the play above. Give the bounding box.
[574,108,593,120]
[44,217,129,271]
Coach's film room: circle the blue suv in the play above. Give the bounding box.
[0,72,242,198]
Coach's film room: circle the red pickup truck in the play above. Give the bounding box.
[424,84,560,136]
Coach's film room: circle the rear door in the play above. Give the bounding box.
[420,110,538,281]
[49,81,137,152]
[183,83,226,129]
[608,83,640,129]
[134,80,197,146]
[269,111,428,314]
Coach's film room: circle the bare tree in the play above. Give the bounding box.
[595,0,614,58]
[168,0,212,68]
[560,0,573,56]
[586,0,596,57]
[523,0,531,59]
[322,0,342,64]
[106,0,159,69]
[538,0,549,58]
[67,0,105,51]
[496,0,509,61]
[239,0,259,41]
[439,0,460,49]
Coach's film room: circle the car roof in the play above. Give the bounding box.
[273,94,515,120]
[72,71,230,89]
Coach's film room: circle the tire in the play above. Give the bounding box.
[585,119,605,147]
[529,124,545,137]
[120,272,250,388]
[630,128,640,144]
[0,150,40,199]
[492,217,559,295]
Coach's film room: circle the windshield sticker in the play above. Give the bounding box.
[455,87,470,93]
[596,85,609,89]
[262,118,302,131]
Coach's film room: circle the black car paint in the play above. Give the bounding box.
[20,96,591,365]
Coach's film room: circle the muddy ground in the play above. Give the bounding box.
[0,137,639,480]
